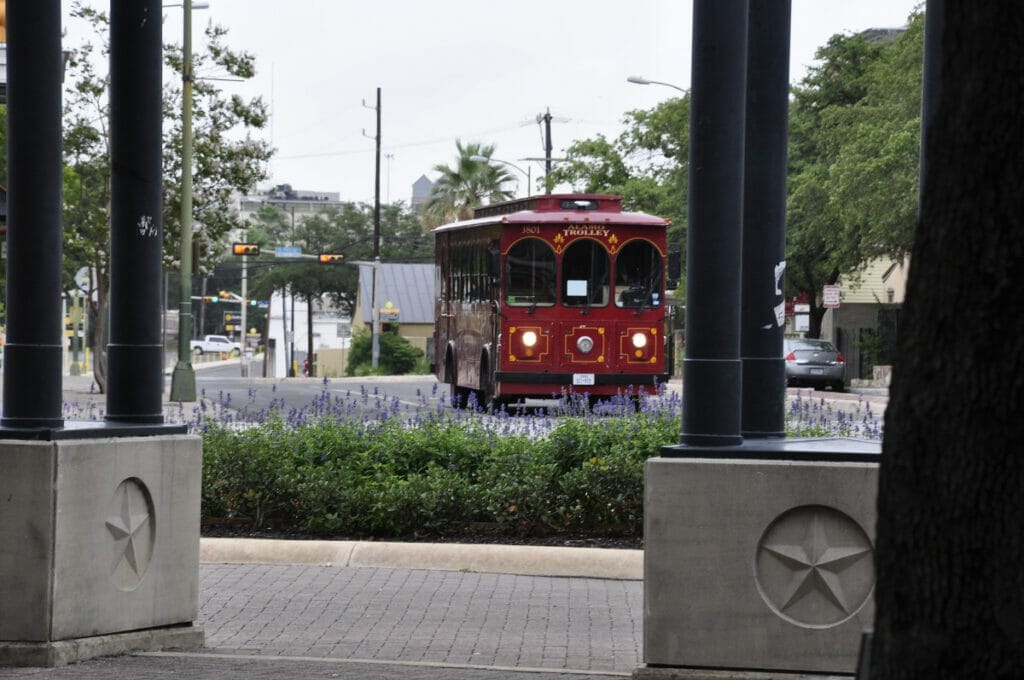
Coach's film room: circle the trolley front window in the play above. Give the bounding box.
[505,238,556,307]
[561,238,610,308]
[615,240,663,309]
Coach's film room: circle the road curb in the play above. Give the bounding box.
[200,537,643,580]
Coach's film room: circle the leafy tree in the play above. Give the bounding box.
[872,4,1024,676]
[345,324,423,376]
[60,1,271,390]
[423,140,514,227]
[246,201,430,319]
[786,14,923,337]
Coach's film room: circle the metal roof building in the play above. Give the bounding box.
[356,263,435,325]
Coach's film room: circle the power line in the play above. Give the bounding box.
[274,121,531,161]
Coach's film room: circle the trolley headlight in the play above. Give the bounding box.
[576,335,595,353]
[522,331,538,347]
[631,332,648,349]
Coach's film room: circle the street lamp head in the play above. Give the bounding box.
[627,75,686,93]
[469,155,489,163]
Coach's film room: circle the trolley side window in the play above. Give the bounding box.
[561,238,610,308]
[505,238,556,307]
[614,240,663,309]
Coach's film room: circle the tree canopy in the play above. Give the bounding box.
[58,1,272,389]
[423,140,515,227]
[786,13,923,336]
[245,200,431,319]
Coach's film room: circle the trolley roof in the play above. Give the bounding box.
[432,194,671,233]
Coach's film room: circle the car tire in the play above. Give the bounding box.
[831,380,845,393]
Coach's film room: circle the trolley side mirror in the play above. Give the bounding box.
[667,251,682,289]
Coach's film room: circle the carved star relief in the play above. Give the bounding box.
[761,511,871,616]
[105,483,152,579]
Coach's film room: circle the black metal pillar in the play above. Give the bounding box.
[106,0,165,423]
[672,0,749,448]
[740,0,790,438]
[1,0,64,429]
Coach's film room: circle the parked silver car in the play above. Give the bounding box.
[783,338,845,391]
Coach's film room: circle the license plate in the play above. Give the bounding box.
[810,368,824,375]
[572,373,596,386]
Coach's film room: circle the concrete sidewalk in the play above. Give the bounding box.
[0,541,645,679]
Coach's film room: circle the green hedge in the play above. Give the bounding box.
[201,410,678,538]
[199,387,880,539]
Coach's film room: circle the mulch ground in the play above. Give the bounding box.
[201,522,643,550]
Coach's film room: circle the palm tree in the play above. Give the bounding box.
[423,140,515,226]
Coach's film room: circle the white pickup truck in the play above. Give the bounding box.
[190,334,241,356]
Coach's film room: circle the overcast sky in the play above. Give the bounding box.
[65,0,922,206]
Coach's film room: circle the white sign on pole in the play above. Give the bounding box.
[823,284,841,309]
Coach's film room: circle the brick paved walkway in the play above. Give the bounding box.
[0,564,642,679]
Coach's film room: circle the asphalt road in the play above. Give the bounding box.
[10,358,885,434]
[192,366,444,423]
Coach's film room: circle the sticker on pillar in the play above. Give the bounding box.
[104,477,156,591]
[754,504,873,629]
[772,260,787,327]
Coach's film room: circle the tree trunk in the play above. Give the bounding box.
[90,286,107,393]
[871,3,1024,677]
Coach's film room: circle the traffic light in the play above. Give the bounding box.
[232,242,260,256]
[319,253,345,264]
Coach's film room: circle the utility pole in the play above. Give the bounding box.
[540,108,553,193]
[287,205,296,376]
[169,0,197,402]
[364,88,383,368]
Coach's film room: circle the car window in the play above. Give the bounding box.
[788,339,837,352]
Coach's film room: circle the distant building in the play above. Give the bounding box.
[264,291,349,378]
[411,175,434,213]
[235,183,347,228]
[859,27,905,44]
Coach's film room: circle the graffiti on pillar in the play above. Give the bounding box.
[137,215,157,238]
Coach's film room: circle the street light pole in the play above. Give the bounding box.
[470,155,531,198]
[169,0,202,401]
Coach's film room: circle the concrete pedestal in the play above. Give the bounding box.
[639,439,879,677]
[0,434,204,666]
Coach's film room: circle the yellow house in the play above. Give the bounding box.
[317,262,435,376]
[821,256,909,382]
